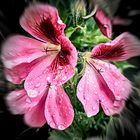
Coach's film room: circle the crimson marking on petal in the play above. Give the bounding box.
[36,17,58,44]
[58,49,70,66]
[93,44,125,60]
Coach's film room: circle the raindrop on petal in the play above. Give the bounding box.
[28,90,38,98]
[35,83,41,88]
[26,98,32,103]
[62,76,67,81]
[93,106,96,110]
[78,87,83,92]
[116,95,121,100]
[49,121,56,128]
[46,76,51,81]
[58,124,65,130]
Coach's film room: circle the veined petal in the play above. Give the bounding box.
[94,8,112,38]
[45,86,74,130]
[77,64,100,117]
[4,56,45,84]
[92,60,132,115]
[20,3,66,44]
[92,32,140,61]
[24,94,47,127]
[24,53,57,99]
[1,35,46,69]
[58,36,78,67]
[6,89,32,114]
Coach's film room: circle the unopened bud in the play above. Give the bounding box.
[71,0,86,26]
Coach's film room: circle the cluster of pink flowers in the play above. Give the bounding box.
[1,3,140,130]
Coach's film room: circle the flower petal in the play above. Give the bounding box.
[6,89,32,114]
[92,60,132,115]
[45,86,74,130]
[77,64,100,117]
[24,94,47,127]
[92,32,140,61]
[58,36,78,67]
[1,35,46,69]
[24,53,57,98]
[20,4,66,44]
[4,57,45,84]
[94,8,112,38]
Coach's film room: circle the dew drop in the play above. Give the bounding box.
[62,76,67,81]
[35,83,41,88]
[116,95,121,100]
[46,76,50,81]
[49,121,56,128]
[16,92,21,96]
[101,99,105,103]
[58,66,63,70]
[58,124,65,130]
[93,106,96,110]
[28,90,38,98]
[78,87,83,92]
[39,75,42,78]
[113,101,120,107]
[26,98,32,103]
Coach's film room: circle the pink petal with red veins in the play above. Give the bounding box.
[58,36,78,67]
[24,53,57,98]
[94,8,112,38]
[92,32,140,61]
[49,58,75,85]
[45,86,74,130]
[93,60,132,101]
[77,64,100,117]
[92,60,132,115]
[24,94,47,127]
[1,35,46,69]
[6,89,33,114]
[20,4,66,44]
[4,56,45,84]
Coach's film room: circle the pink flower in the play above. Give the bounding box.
[94,7,112,38]
[1,4,77,130]
[77,32,140,117]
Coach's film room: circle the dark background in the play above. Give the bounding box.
[0,0,140,140]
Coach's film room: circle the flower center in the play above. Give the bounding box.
[83,52,92,62]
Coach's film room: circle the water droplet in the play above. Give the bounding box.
[113,101,120,107]
[101,99,105,103]
[58,66,63,70]
[62,76,67,81]
[35,83,41,88]
[49,121,56,128]
[78,87,83,92]
[93,106,96,110]
[28,90,38,98]
[116,95,121,100]
[58,124,65,130]
[114,82,118,86]
[94,85,97,88]
[26,98,32,103]
[46,76,50,81]
[43,70,46,74]
[16,92,20,96]
[57,19,63,24]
